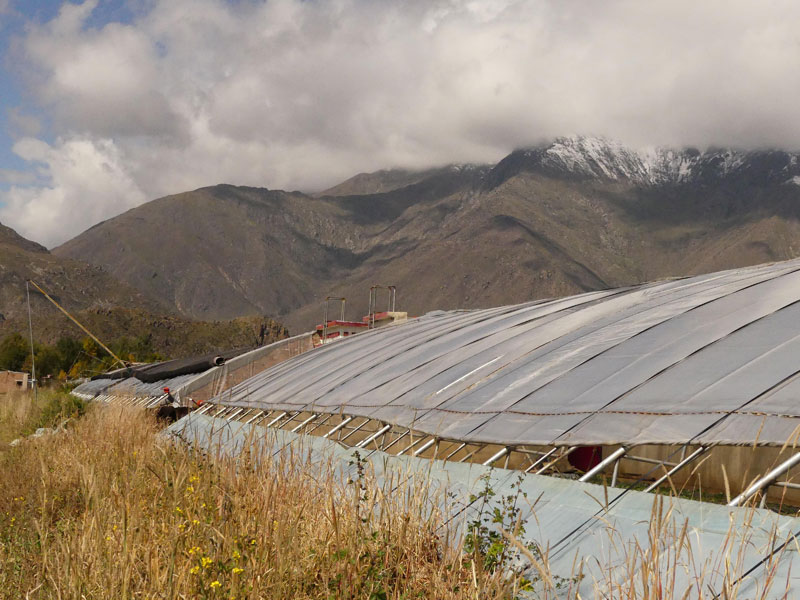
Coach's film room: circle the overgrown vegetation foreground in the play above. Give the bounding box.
[1,391,797,599]
[0,391,530,599]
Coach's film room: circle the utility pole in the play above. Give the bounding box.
[25,281,38,402]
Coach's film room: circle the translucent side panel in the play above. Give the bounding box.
[166,413,800,598]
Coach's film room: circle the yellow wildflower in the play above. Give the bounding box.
[210,581,221,589]
[201,557,213,569]
[232,567,243,575]
[232,550,240,559]
[175,506,183,514]
[190,566,200,575]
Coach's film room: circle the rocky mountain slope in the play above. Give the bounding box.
[0,309,288,359]
[489,136,800,187]
[0,220,165,323]
[316,166,477,197]
[0,222,288,357]
[54,137,800,333]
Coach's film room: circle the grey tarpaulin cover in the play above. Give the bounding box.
[72,333,315,404]
[166,412,800,598]
[73,374,199,399]
[213,258,800,446]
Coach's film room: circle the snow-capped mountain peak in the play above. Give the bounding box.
[506,136,800,187]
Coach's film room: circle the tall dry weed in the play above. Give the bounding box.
[2,395,796,599]
[0,391,36,444]
[581,493,795,599]
[0,401,520,599]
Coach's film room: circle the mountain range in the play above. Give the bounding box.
[490,136,800,187]
[0,220,159,322]
[6,135,800,338]
[0,221,287,357]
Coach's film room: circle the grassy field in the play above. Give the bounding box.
[1,391,795,599]
[0,391,525,599]
[0,389,86,446]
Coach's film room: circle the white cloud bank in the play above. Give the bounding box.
[3,0,800,246]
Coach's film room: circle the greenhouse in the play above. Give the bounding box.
[197,258,800,506]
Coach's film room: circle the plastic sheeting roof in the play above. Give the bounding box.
[166,412,800,598]
[73,373,198,399]
[214,258,800,446]
[72,333,315,404]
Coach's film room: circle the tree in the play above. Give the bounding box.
[112,334,161,363]
[0,332,30,372]
[34,345,62,378]
[55,337,82,373]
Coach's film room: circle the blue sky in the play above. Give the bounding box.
[0,1,134,187]
[0,3,53,178]
[2,0,800,248]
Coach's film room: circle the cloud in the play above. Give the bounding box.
[0,136,145,245]
[0,168,35,185]
[6,107,42,137]
[4,0,800,246]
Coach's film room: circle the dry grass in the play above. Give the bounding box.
[0,388,85,445]
[578,494,795,600]
[0,391,37,445]
[2,392,797,599]
[0,394,521,599]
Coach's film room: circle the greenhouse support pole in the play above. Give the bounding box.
[578,447,627,482]
[728,452,800,507]
[644,446,708,493]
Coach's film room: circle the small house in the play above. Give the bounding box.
[0,370,29,393]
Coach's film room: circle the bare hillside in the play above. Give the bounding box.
[0,221,288,357]
[54,137,800,333]
[0,220,165,323]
